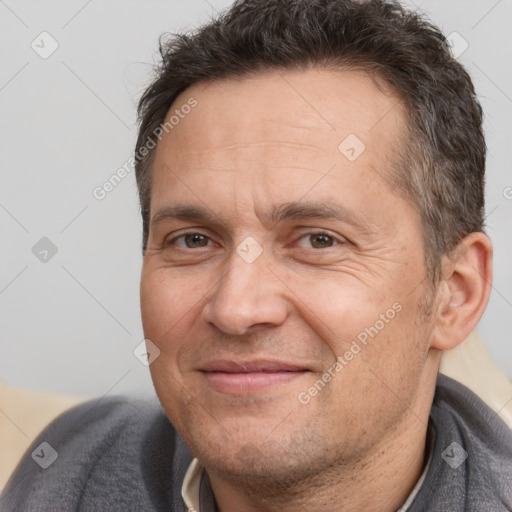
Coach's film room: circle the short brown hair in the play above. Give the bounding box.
[135,0,486,281]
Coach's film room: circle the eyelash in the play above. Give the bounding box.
[168,232,215,249]
[296,232,342,249]
[167,231,344,249]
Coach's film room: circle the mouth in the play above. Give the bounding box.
[199,360,310,394]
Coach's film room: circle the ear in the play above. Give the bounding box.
[430,232,493,351]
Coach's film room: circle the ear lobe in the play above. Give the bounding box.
[430,232,492,351]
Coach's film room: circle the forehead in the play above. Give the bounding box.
[155,67,405,163]
[150,68,409,222]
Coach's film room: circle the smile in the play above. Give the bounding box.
[199,360,310,394]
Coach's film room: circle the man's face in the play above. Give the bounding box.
[141,68,435,482]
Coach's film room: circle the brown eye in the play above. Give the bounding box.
[172,233,212,248]
[184,234,209,247]
[310,234,334,248]
[297,233,338,249]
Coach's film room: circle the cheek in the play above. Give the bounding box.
[288,274,419,397]
[140,269,204,412]
[140,267,205,343]
[288,275,388,351]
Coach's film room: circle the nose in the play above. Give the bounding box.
[201,251,289,335]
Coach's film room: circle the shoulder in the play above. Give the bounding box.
[0,396,193,511]
[412,375,512,511]
[433,374,512,451]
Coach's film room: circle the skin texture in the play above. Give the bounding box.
[140,68,492,512]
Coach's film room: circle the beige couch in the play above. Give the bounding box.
[1,331,511,492]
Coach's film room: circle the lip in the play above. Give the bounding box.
[200,359,308,373]
[199,359,310,394]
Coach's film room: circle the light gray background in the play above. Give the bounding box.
[1,0,511,399]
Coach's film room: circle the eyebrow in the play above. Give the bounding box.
[266,201,370,231]
[150,201,371,231]
[151,205,223,227]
